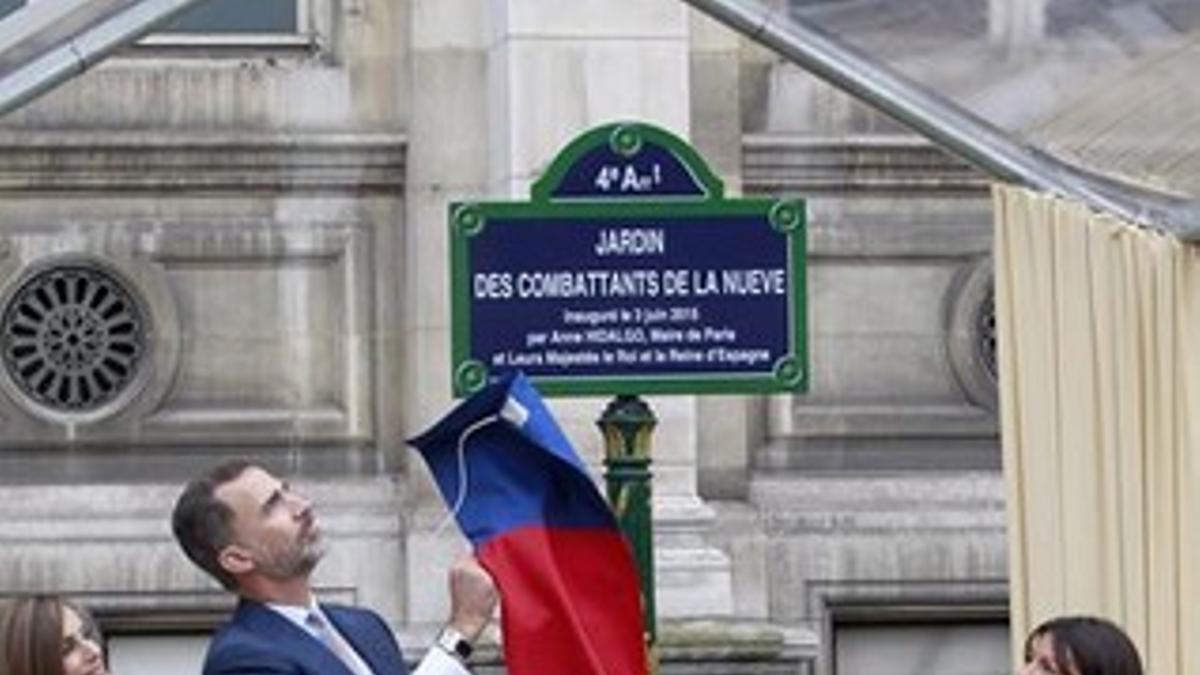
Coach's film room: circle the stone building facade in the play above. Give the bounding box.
[0,1,1190,673]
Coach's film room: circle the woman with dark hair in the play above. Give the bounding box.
[1,595,109,675]
[1020,615,1143,675]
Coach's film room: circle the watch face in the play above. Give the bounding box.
[439,627,473,660]
[453,638,473,660]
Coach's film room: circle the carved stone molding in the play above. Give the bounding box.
[0,132,406,194]
[742,134,990,196]
[0,219,370,448]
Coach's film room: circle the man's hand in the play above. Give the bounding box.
[447,556,498,641]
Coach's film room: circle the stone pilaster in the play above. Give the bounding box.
[402,0,491,628]
[989,0,1046,49]
[485,0,733,618]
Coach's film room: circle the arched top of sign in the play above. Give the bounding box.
[531,122,725,203]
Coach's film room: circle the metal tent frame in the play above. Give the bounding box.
[0,0,206,119]
[682,0,1200,239]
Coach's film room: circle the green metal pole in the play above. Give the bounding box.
[598,394,658,665]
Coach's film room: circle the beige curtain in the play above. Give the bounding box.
[995,185,1200,675]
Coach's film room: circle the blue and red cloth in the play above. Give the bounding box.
[408,373,647,675]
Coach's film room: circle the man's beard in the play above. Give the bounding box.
[256,534,326,580]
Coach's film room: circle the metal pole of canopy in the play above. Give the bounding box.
[681,0,1200,239]
[0,0,208,120]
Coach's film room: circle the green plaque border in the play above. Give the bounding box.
[449,122,807,398]
[529,122,726,203]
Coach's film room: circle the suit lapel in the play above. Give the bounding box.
[324,604,402,675]
[235,600,358,675]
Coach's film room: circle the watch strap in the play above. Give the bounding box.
[436,625,473,662]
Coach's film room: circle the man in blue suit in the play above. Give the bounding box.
[171,459,497,675]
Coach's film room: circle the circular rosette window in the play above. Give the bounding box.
[0,264,148,416]
[946,257,997,412]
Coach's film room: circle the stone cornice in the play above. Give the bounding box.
[743,133,990,196]
[0,131,406,194]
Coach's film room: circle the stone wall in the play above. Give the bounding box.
[0,0,414,631]
[0,3,1017,674]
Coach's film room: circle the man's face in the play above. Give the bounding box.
[216,466,325,582]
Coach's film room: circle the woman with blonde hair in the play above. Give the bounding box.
[1,595,109,675]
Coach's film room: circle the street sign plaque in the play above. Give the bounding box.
[450,122,806,397]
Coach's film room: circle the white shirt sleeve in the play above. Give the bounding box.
[411,645,471,675]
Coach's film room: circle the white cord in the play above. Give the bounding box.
[432,413,500,538]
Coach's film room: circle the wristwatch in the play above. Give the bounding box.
[436,625,473,662]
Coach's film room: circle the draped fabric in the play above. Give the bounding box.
[994,185,1200,675]
[409,372,648,675]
